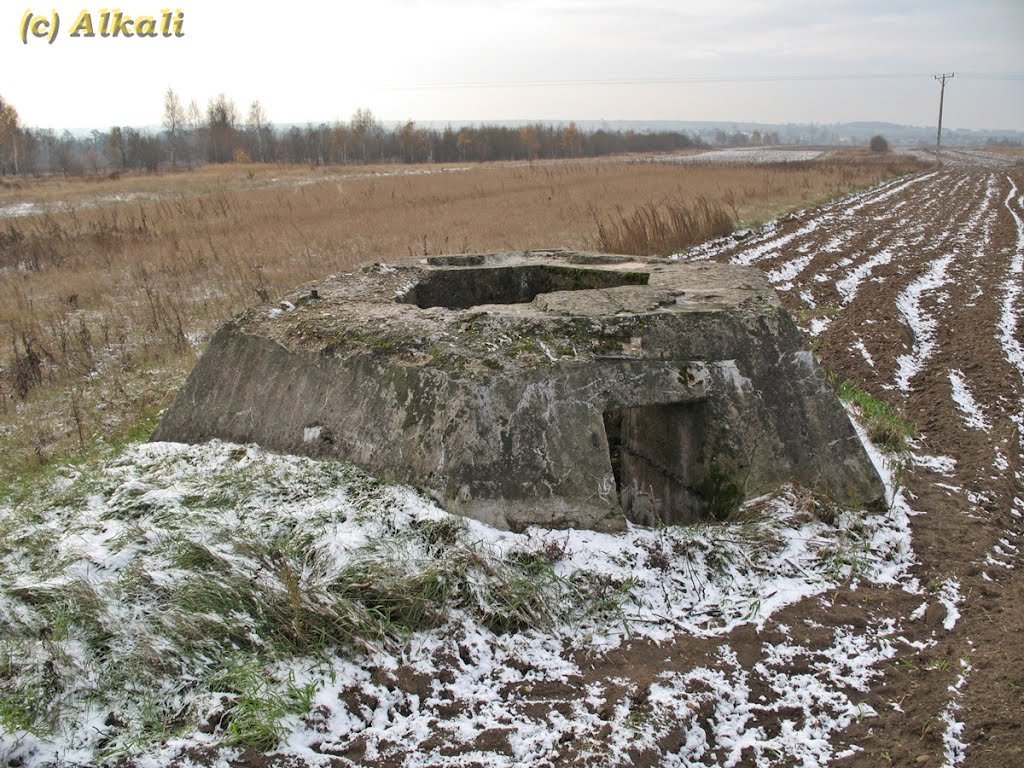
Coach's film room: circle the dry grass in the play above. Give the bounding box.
[0,150,926,483]
[594,196,734,256]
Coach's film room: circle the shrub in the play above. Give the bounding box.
[869,135,890,153]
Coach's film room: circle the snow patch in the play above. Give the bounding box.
[894,253,955,391]
[948,370,991,431]
[854,339,875,367]
[836,249,893,305]
[937,578,962,631]
[941,660,971,767]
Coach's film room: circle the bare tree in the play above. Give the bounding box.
[519,125,540,161]
[351,107,381,162]
[186,99,203,166]
[163,87,185,168]
[105,126,126,170]
[246,100,269,162]
[561,121,582,158]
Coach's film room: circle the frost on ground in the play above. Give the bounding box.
[0,435,916,767]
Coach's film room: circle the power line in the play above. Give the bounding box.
[385,72,1024,91]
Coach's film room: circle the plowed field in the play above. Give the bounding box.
[669,150,1024,767]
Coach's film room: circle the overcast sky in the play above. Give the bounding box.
[3,0,1022,132]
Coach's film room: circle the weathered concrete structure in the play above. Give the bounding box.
[153,250,884,532]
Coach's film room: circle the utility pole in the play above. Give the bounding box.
[934,73,954,161]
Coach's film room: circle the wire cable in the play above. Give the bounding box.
[386,72,1024,90]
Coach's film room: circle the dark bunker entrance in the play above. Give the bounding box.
[603,401,712,526]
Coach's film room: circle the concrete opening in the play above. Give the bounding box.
[603,401,709,526]
[399,264,649,310]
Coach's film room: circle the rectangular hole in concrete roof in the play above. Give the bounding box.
[398,264,649,310]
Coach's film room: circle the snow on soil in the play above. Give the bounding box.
[998,176,1024,388]
[896,147,1023,171]
[854,339,875,367]
[0,429,917,767]
[728,220,820,267]
[990,176,1024,577]
[835,249,894,305]
[893,252,955,391]
[948,370,992,432]
[941,660,972,767]
[842,172,937,217]
[894,174,999,392]
[679,173,933,286]
[937,578,962,631]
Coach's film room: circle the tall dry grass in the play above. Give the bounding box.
[0,150,927,481]
[594,196,734,256]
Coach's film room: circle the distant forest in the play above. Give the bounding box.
[0,90,767,176]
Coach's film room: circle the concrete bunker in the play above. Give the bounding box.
[153,249,885,532]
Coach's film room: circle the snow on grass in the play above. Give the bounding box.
[848,408,920,588]
[808,316,832,337]
[0,430,918,766]
[0,201,44,219]
[948,370,992,432]
[657,148,824,164]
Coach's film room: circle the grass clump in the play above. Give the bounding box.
[835,379,915,452]
[206,655,319,751]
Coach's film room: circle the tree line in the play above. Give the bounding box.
[0,89,711,176]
